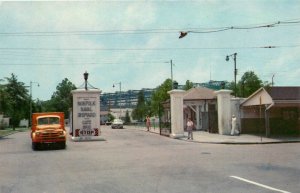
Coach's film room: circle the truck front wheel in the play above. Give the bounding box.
[60,142,66,149]
[32,142,39,150]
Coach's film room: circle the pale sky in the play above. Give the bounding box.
[0,0,300,101]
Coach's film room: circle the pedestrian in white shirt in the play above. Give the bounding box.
[231,115,237,135]
[186,118,194,140]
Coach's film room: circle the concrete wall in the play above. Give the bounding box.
[168,89,185,138]
[215,90,232,135]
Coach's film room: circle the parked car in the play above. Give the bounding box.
[105,121,112,125]
[111,119,123,129]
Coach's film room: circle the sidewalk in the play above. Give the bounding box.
[133,126,300,144]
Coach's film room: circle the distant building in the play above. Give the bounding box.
[99,80,228,123]
[100,88,154,110]
[0,114,9,129]
[100,88,154,122]
[100,81,227,110]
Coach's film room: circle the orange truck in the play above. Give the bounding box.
[31,112,66,150]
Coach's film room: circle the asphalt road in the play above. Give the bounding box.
[0,126,299,193]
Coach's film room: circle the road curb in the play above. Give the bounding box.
[0,131,19,138]
[127,126,300,145]
[178,138,300,145]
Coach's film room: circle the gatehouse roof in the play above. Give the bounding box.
[183,87,216,100]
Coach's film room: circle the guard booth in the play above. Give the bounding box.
[70,72,102,141]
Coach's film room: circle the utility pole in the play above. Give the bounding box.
[29,81,39,126]
[234,53,237,97]
[226,53,237,97]
[170,59,173,89]
[113,82,122,119]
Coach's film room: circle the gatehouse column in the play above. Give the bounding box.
[215,90,232,135]
[196,105,200,130]
[168,89,186,138]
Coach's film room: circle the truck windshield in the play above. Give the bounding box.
[37,117,60,125]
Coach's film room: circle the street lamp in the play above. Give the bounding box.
[29,81,39,126]
[226,53,237,97]
[83,71,89,90]
[113,82,122,118]
[271,74,275,86]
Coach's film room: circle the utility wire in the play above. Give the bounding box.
[0,19,299,36]
[1,44,299,66]
[0,45,299,51]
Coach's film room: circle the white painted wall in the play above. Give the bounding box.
[168,89,185,138]
[71,89,102,141]
[215,90,232,135]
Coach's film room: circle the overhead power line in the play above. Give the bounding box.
[0,60,168,66]
[0,19,299,37]
[0,45,299,51]
[178,19,300,38]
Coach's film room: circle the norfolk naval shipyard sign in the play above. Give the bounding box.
[71,89,101,141]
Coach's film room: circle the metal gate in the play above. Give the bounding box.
[159,121,171,136]
[207,111,218,133]
[159,102,171,136]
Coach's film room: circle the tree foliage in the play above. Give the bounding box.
[238,71,263,97]
[183,80,194,90]
[107,113,115,122]
[4,74,29,129]
[44,78,76,117]
[124,110,131,124]
[150,79,172,116]
[229,71,264,97]
[132,90,150,121]
[0,78,7,115]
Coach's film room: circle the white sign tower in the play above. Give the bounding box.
[71,71,102,141]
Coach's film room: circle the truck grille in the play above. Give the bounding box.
[41,132,60,140]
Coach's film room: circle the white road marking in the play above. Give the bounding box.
[230,176,291,193]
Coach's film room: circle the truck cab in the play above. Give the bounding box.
[31,112,66,150]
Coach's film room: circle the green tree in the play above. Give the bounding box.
[107,113,115,122]
[150,79,172,116]
[183,80,194,90]
[132,90,149,121]
[4,74,29,129]
[0,78,7,114]
[237,71,263,97]
[45,78,76,117]
[227,81,237,96]
[124,110,131,124]
[34,99,43,113]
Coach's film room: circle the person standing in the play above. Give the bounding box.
[146,116,151,131]
[186,118,194,140]
[231,115,237,136]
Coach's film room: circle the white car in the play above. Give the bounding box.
[111,119,124,129]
